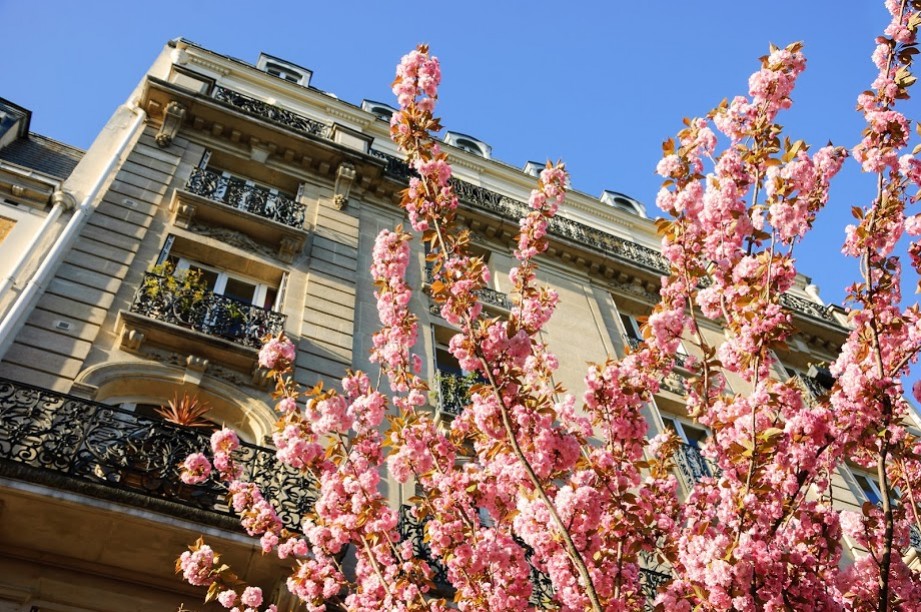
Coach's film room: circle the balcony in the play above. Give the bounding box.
[623,336,689,396]
[119,272,286,374]
[424,263,513,313]
[187,167,306,229]
[0,377,314,530]
[640,567,671,610]
[435,371,478,417]
[212,85,331,140]
[674,442,716,489]
[397,504,554,606]
[170,167,309,263]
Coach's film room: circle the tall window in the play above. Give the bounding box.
[172,257,278,310]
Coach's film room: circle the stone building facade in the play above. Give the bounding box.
[0,39,916,610]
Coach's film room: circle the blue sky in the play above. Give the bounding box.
[0,1,917,311]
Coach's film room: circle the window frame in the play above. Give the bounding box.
[173,256,276,310]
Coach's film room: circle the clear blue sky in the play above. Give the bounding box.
[0,1,917,311]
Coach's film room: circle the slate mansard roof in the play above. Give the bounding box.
[0,132,84,180]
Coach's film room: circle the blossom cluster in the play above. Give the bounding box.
[173,4,921,610]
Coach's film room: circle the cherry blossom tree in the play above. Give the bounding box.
[175,1,921,610]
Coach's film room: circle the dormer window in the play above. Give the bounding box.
[444,131,491,158]
[523,161,545,178]
[256,53,312,87]
[600,190,647,218]
[361,100,397,123]
[266,63,302,83]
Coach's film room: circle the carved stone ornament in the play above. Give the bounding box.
[188,222,276,258]
[155,100,187,148]
[333,162,356,210]
[121,328,146,351]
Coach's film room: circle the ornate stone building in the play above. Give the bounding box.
[0,39,916,610]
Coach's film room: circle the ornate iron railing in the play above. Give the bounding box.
[397,505,554,604]
[674,442,715,488]
[511,535,556,607]
[435,371,477,417]
[185,166,306,229]
[370,149,414,182]
[0,378,314,530]
[397,504,449,584]
[130,273,286,350]
[424,263,513,312]
[640,568,671,610]
[779,293,836,323]
[478,286,513,310]
[212,86,331,139]
[792,373,829,407]
[370,149,844,327]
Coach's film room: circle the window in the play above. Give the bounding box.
[444,131,491,159]
[0,215,14,244]
[256,53,311,86]
[172,257,278,310]
[661,415,708,450]
[621,313,643,348]
[853,471,883,506]
[523,161,545,178]
[662,414,716,486]
[600,190,647,218]
[265,62,302,83]
[361,100,397,123]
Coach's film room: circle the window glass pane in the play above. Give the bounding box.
[856,475,881,505]
[223,277,257,304]
[621,314,641,341]
[188,266,219,291]
[683,425,708,448]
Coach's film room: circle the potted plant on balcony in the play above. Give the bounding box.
[139,262,209,328]
[116,393,218,507]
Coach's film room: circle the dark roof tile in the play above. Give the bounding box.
[0,132,84,180]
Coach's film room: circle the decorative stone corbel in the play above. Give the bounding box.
[251,364,271,388]
[170,197,197,228]
[155,101,187,148]
[184,355,209,386]
[333,162,356,210]
[121,328,146,351]
[278,236,300,263]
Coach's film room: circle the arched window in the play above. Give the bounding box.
[600,190,647,218]
[256,53,312,87]
[361,100,397,123]
[444,131,492,158]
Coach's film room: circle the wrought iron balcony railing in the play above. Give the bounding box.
[185,166,306,229]
[212,86,331,140]
[0,378,314,530]
[640,568,671,610]
[674,442,716,488]
[397,505,554,605]
[792,373,829,407]
[424,263,513,312]
[369,149,843,327]
[397,504,449,584]
[130,273,286,350]
[435,371,478,417]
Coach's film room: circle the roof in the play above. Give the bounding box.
[0,132,84,180]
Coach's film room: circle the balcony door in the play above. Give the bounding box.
[175,258,277,310]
